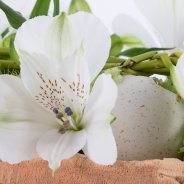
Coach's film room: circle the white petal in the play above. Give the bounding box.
[19,50,90,113]
[69,12,111,81]
[15,13,110,81]
[15,16,53,58]
[83,74,117,127]
[112,13,162,47]
[83,115,117,165]
[82,74,117,165]
[134,0,184,47]
[57,48,90,112]
[44,13,81,61]
[15,14,81,63]
[171,53,184,98]
[36,129,86,170]
[0,75,56,163]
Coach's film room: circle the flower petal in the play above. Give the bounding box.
[83,74,117,127]
[82,74,117,164]
[15,12,110,81]
[15,13,81,63]
[0,75,56,163]
[44,13,81,61]
[19,50,90,113]
[171,53,184,98]
[134,0,184,47]
[36,129,86,170]
[83,112,117,165]
[15,16,53,58]
[69,12,111,81]
[112,13,162,47]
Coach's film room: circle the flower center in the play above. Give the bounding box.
[53,107,82,134]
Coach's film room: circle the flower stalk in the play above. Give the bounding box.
[0,49,181,76]
[0,48,10,57]
[105,51,181,76]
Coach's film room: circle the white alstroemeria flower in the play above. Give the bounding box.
[0,12,117,170]
[112,0,184,48]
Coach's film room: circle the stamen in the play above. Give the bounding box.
[63,120,71,129]
[58,128,66,134]
[53,108,59,114]
[56,112,64,119]
[65,107,73,116]
[65,107,71,113]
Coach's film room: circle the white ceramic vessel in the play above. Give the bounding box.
[112,75,184,160]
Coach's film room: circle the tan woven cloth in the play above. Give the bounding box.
[0,154,184,184]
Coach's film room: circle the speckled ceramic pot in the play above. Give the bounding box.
[112,75,184,160]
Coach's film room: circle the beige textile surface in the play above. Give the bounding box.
[0,154,184,184]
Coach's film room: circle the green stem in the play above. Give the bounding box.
[122,51,157,68]
[132,59,164,70]
[107,56,126,63]
[103,63,121,70]
[0,48,10,56]
[121,68,149,76]
[0,59,19,69]
[53,0,60,16]
[143,68,170,75]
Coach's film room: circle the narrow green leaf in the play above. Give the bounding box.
[0,33,15,48]
[69,0,91,14]
[0,0,26,29]
[117,47,174,57]
[110,34,124,56]
[53,0,60,16]
[121,34,144,47]
[153,77,177,94]
[9,37,19,63]
[30,0,51,18]
[1,28,9,38]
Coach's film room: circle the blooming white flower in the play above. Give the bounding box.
[0,12,117,170]
[112,0,184,48]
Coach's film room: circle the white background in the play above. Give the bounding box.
[0,0,144,33]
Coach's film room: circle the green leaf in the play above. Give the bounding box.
[117,47,174,57]
[110,34,124,56]
[9,37,19,63]
[1,28,9,38]
[30,0,51,18]
[0,34,19,62]
[69,0,91,14]
[153,77,177,94]
[53,0,60,16]
[0,33,15,48]
[110,34,144,56]
[104,67,123,85]
[0,0,26,29]
[179,146,184,153]
[121,34,144,47]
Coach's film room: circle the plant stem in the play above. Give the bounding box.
[0,59,19,69]
[122,51,157,68]
[0,48,10,56]
[103,63,121,70]
[107,56,126,63]
[121,68,149,76]
[143,68,170,75]
[132,59,164,70]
